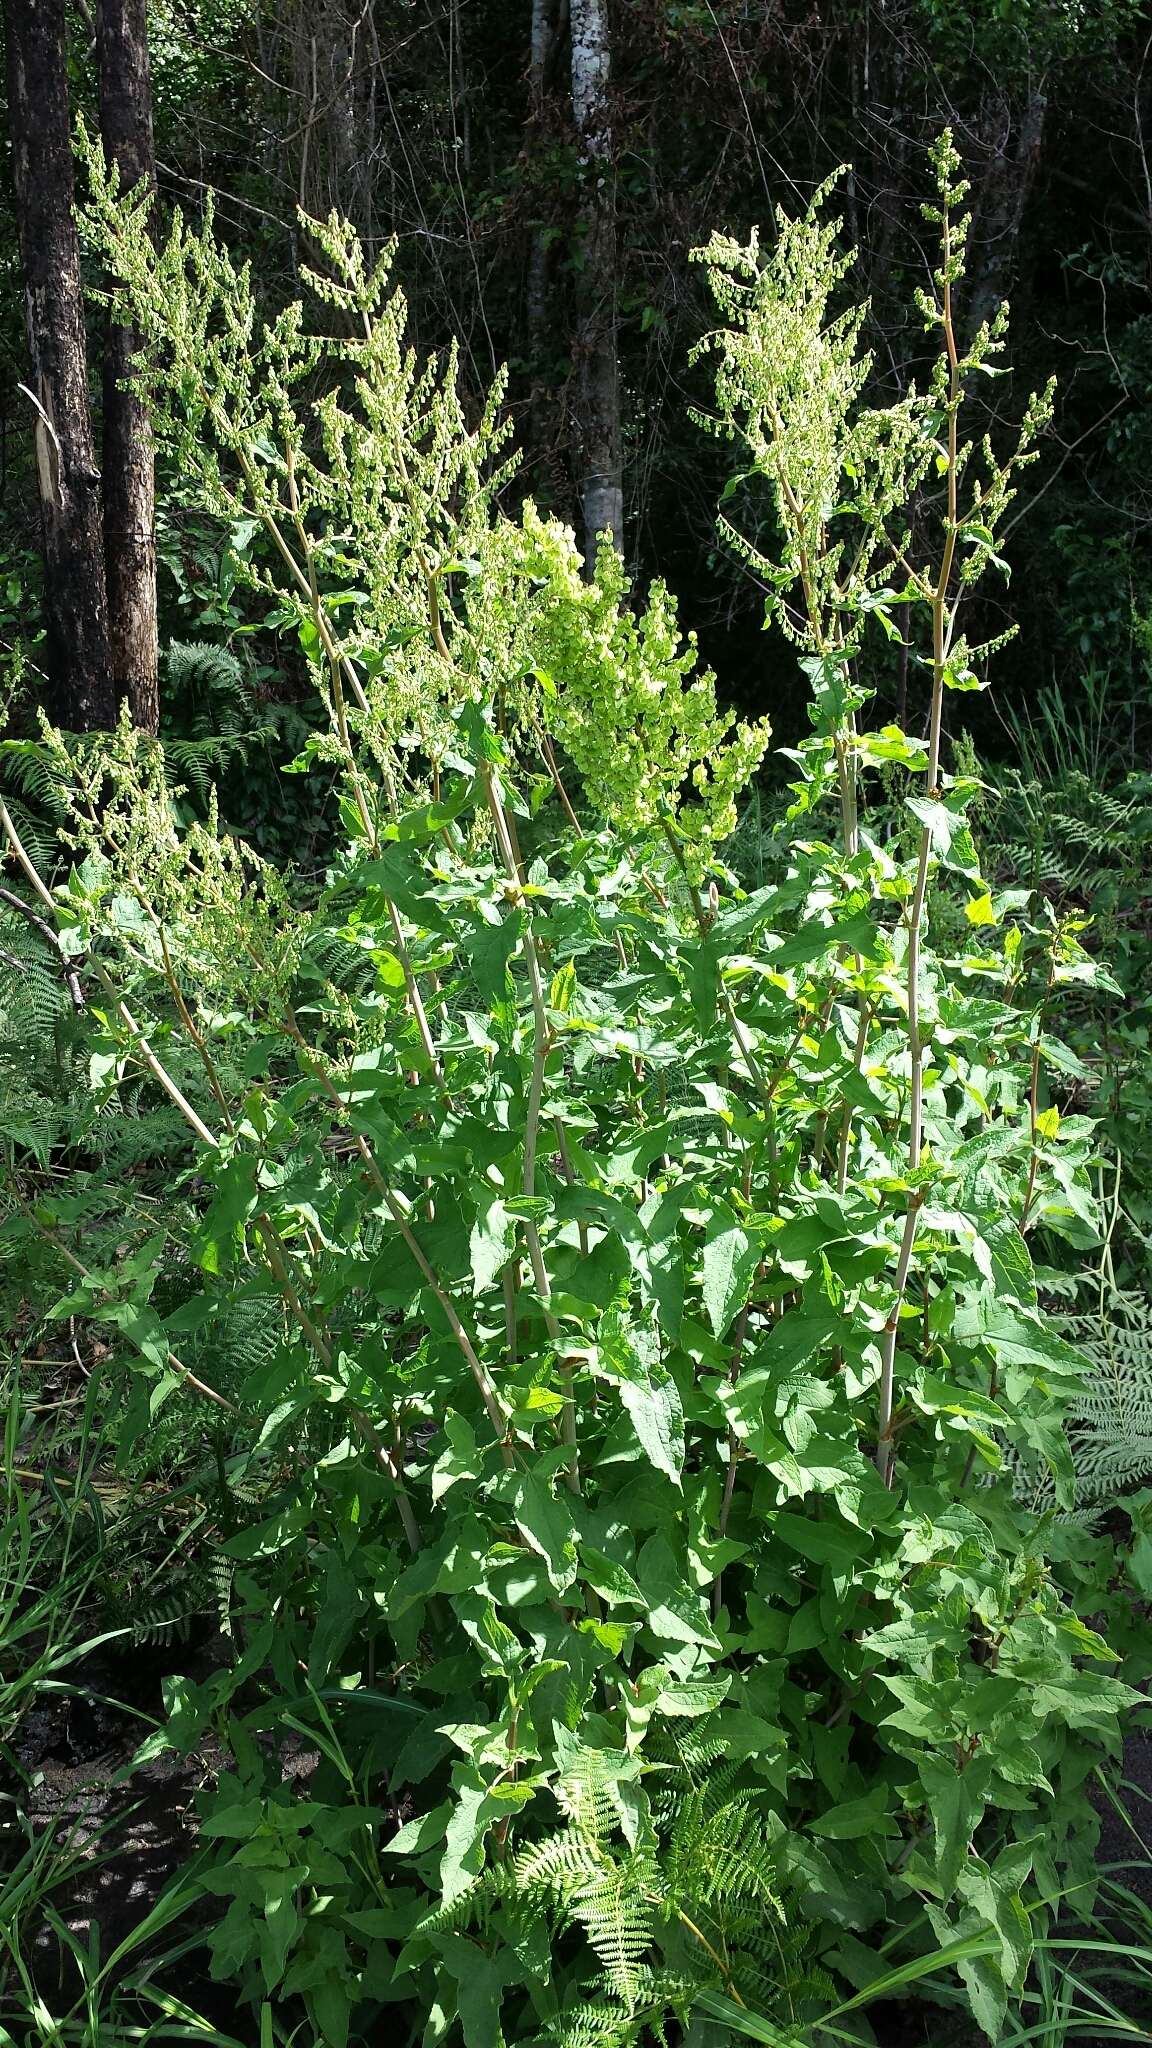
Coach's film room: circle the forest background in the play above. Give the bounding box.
[3,0,1152,761]
[6,7,1152,2048]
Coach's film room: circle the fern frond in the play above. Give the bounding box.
[514,1831,607,1898]
[570,1852,657,2007]
[166,640,249,711]
[0,740,71,816]
[416,1866,507,1938]
[161,642,275,805]
[667,1796,782,1924]
[548,1995,647,2048]
[0,912,90,1165]
[553,1745,634,1843]
[1010,1290,1152,1517]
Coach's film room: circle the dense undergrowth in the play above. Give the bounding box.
[3,135,1152,2048]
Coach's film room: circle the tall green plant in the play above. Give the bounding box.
[0,135,1135,2048]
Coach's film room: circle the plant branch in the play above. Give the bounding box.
[0,882,86,1012]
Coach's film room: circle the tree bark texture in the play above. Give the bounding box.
[963,89,1047,352]
[4,0,113,730]
[98,0,160,735]
[281,0,379,237]
[525,0,565,500]
[569,0,623,564]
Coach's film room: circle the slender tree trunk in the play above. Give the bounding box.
[526,0,564,498]
[570,0,622,563]
[98,0,159,735]
[3,0,113,730]
[286,0,373,235]
[963,89,1047,351]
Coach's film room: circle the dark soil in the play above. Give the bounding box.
[16,1694,217,1967]
[6,1631,311,2036]
[5,1634,222,2019]
[1098,1727,1152,1897]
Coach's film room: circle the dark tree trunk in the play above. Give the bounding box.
[525,0,566,501]
[280,0,377,239]
[4,0,113,730]
[963,89,1048,352]
[98,0,159,735]
[569,0,623,564]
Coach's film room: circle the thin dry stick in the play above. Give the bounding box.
[377,1175,514,1458]
[541,733,582,833]
[1,789,220,1151]
[112,991,220,1149]
[11,1187,235,1413]
[0,884,85,1010]
[0,796,61,912]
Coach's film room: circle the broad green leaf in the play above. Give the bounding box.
[701,1200,759,1336]
[500,1472,578,1594]
[441,1776,501,1903]
[655,1675,732,1717]
[773,907,879,967]
[598,1315,684,1485]
[382,1801,451,1858]
[906,793,981,876]
[470,908,520,1005]
[771,1511,862,1571]
[469,1193,516,1297]
[433,1937,510,2048]
[637,1535,722,1652]
[856,726,928,769]
[580,1547,644,1610]
[1029,1672,1140,1727]
[432,1413,480,1502]
[953,1302,1090,1379]
[920,1755,992,1896]
[810,1787,899,1840]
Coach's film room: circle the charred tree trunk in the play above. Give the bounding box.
[4,0,112,729]
[570,0,622,563]
[98,0,159,735]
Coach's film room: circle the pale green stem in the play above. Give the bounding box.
[835,1003,872,1197]
[478,763,578,1491]
[257,1213,423,1551]
[659,819,775,1111]
[878,207,962,1485]
[874,1196,922,1486]
[277,1007,513,1462]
